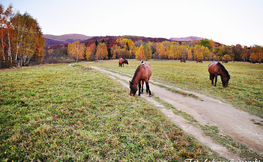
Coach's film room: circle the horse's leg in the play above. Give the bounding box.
[146,82,152,97]
[138,82,141,96]
[210,74,214,85]
[141,80,144,94]
[214,74,217,86]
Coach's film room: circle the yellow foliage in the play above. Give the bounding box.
[135,45,146,60]
[96,43,108,60]
[67,41,85,62]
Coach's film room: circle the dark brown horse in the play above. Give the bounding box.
[208,62,230,87]
[196,59,203,63]
[222,60,228,63]
[180,59,186,63]
[129,62,152,96]
[119,58,128,67]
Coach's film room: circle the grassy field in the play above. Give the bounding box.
[0,64,226,161]
[81,60,263,119]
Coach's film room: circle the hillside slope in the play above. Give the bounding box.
[44,34,91,41]
[170,36,204,41]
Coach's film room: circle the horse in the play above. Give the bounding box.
[129,62,152,97]
[196,59,203,63]
[222,60,228,63]
[208,62,230,87]
[119,58,128,67]
[180,59,186,63]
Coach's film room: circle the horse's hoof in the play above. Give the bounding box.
[149,95,152,97]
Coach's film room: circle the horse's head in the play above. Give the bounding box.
[129,81,137,96]
[126,60,128,65]
[222,75,230,87]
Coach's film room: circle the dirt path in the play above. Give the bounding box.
[91,66,263,160]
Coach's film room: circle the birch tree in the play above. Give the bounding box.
[11,12,45,66]
[68,40,85,62]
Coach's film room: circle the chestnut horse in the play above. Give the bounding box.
[180,59,186,63]
[119,58,128,67]
[208,62,230,87]
[129,62,152,96]
[222,60,228,63]
[196,59,203,63]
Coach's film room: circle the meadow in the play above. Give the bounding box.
[81,60,263,118]
[0,64,225,161]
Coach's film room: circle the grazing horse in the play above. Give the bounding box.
[180,59,186,63]
[208,62,230,87]
[196,59,203,63]
[222,60,228,63]
[129,62,152,97]
[119,58,128,67]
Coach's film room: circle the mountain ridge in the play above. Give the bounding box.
[44,34,92,42]
[44,34,221,48]
[170,36,204,41]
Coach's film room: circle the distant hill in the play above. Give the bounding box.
[44,35,222,48]
[44,38,65,47]
[44,34,92,47]
[170,36,204,41]
[45,35,171,48]
[44,34,91,42]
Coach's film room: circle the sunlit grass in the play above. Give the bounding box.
[0,64,225,161]
[81,60,263,118]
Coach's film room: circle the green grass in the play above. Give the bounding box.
[0,64,225,161]
[81,60,263,118]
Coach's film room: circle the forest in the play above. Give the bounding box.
[46,36,263,64]
[1,4,263,68]
[0,4,45,68]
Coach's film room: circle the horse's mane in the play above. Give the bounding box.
[131,63,145,82]
[217,62,230,77]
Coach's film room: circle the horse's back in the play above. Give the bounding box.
[141,63,152,80]
[119,58,125,64]
[208,62,219,74]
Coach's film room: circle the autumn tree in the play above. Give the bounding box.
[86,43,96,61]
[155,43,165,59]
[187,47,193,60]
[241,46,249,61]
[209,39,215,48]
[214,46,225,60]
[222,54,231,61]
[233,44,243,61]
[67,40,85,62]
[249,46,263,63]
[203,47,210,60]
[167,45,176,59]
[224,46,234,61]
[0,4,15,67]
[135,44,145,60]
[11,12,45,67]
[144,44,152,60]
[96,43,108,60]
[193,45,203,60]
[111,44,120,59]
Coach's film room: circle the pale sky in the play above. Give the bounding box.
[2,0,263,46]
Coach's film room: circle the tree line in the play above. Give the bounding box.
[0,4,45,68]
[64,37,263,63]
